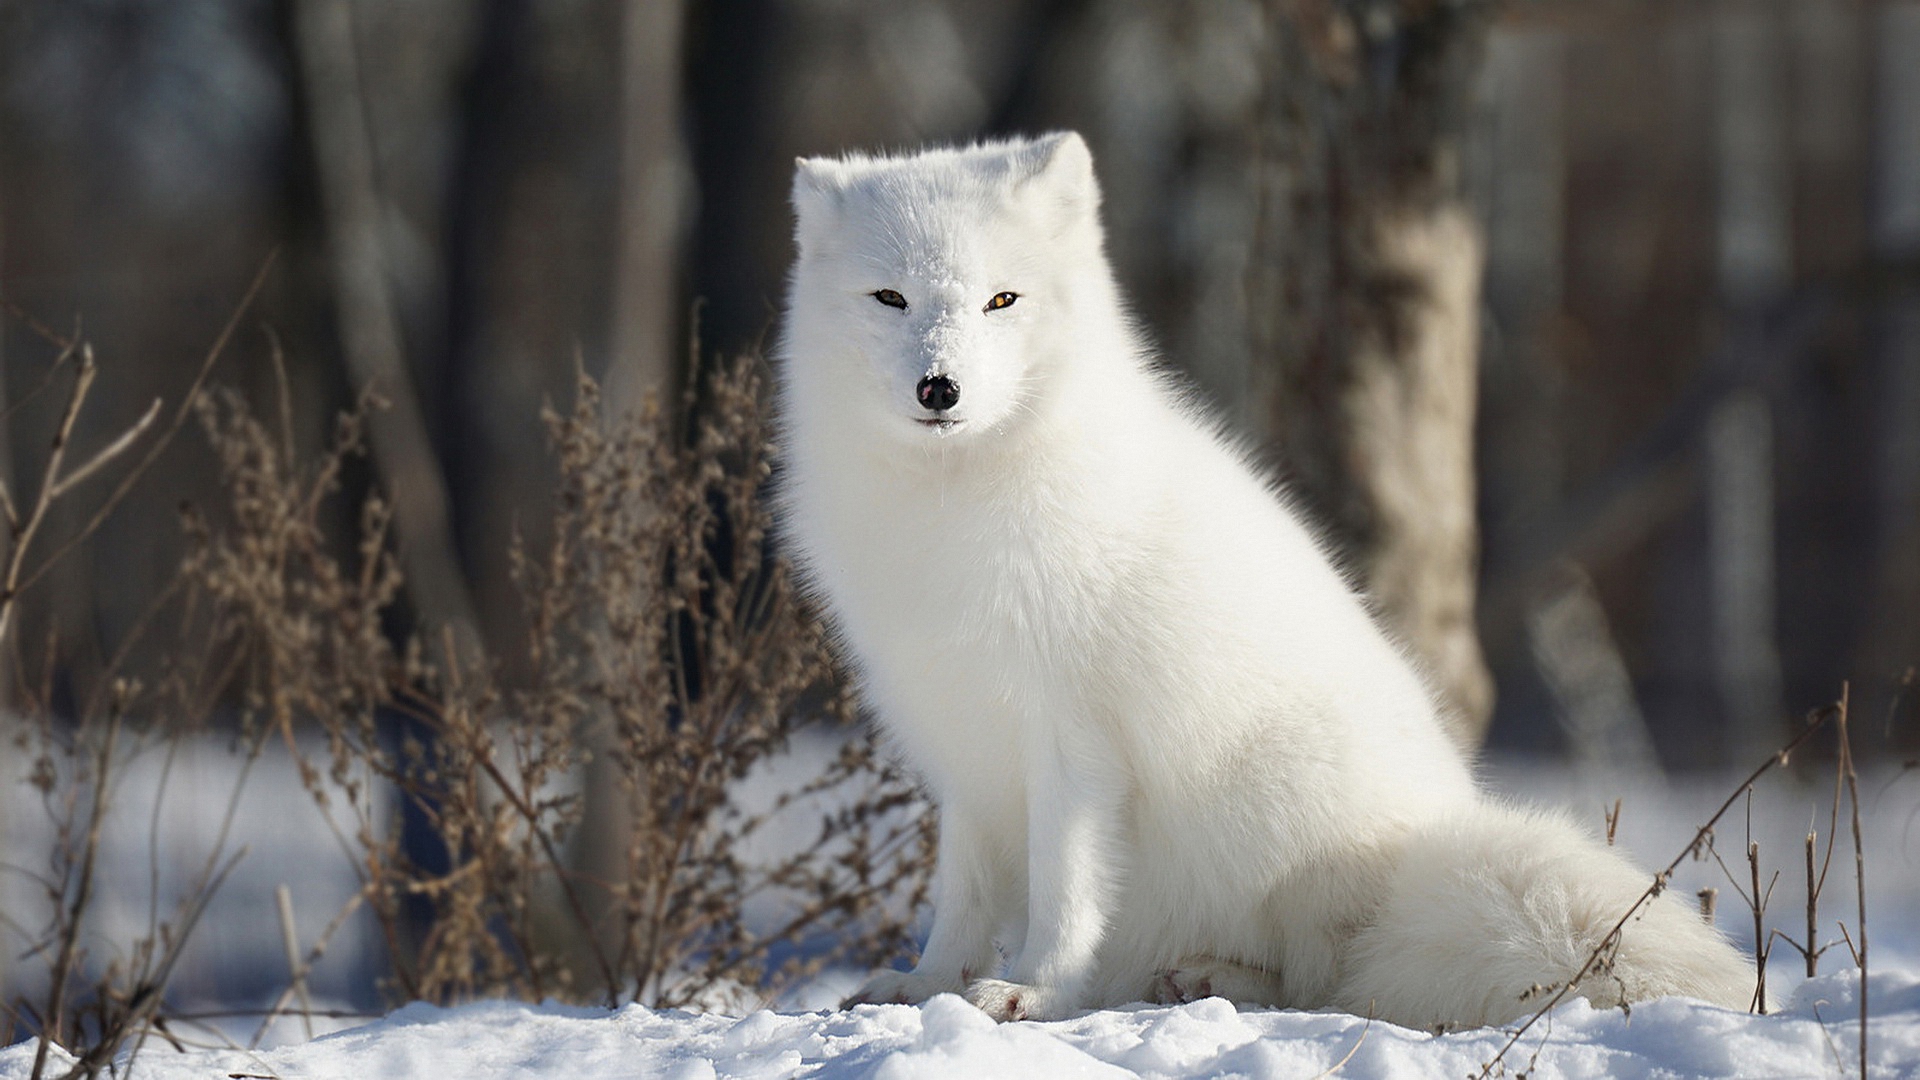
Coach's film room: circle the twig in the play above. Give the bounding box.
[1838,687,1866,1080]
[0,297,79,353]
[275,885,315,1041]
[73,848,250,1080]
[48,396,162,499]
[1,340,89,653]
[265,325,297,467]
[30,701,122,1080]
[1781,730,1851,979]
[11,253,276,605]
[1805,826,1819,977]
[400,641,622,1003]
[250,887,367,1049]
[183,1008,382,1022]
[1746,818,1778,1013]
[1306,1011,1373,1079]
[0,317,81,427]
[1810,1001,1851,1079]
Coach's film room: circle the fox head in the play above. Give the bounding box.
[782,132,1109,445]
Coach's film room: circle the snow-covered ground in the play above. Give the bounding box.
[4,970,1916,1079]
[4,737,1917,1078]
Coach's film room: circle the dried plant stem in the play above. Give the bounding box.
[1,339,86,653]
[1805,829,1818,978]
[30,710,121,1080]
[1474,710,1834,1079]
[251,890,368,1049]
[1747,832,1771,1013]
[66,849,247,1080]
[7,253,275,610]
[48,396,162,500]
[0,319,80,427]
[385,667,620,1001]
[1308,1012,1373,1080]
[275,886,315,1041]
[1838,687,1866,1079]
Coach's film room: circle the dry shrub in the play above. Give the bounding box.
[0,294,284,1076]
[4,331,932,1078]
[187,353,932,1009]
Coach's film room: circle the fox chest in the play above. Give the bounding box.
[807,490,1113,718]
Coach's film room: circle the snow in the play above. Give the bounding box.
[5,746,1918,1077]
[0,734,384,1010]
[4,970,1917,1079]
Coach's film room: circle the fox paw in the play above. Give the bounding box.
[843,969,965,1008]
[1151,958,1283,1007]
[1151,968,1214,1005]
[963,979,1073,1022]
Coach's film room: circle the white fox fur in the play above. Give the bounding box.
[774,132,1752,1029]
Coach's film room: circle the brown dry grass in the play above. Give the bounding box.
[0,306,932,1077]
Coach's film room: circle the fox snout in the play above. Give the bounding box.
[916,374,960,412]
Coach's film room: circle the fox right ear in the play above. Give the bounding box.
[791,157,845,217]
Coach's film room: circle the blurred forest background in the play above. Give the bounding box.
[1,0,1919,1048]
[3,0,1918,769]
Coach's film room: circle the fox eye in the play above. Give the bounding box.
[872,289,908,309]
[984,291,1019,312]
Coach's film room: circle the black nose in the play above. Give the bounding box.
[916,374,960,412]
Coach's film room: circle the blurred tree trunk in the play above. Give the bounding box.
[1865,0,1920,736]
[578,0,691,999]
[0,142,10,1001]
[1708,0,1789,762]
[292,0,482,660]
[686,0,783,356]
[1249,0,1497,745]
[606,0,689,417]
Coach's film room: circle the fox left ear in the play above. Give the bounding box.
[791,156,849,254]
[792,156,845,215]
[1015,131,1100,214]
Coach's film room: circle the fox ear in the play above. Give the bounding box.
[791,156,848,253]
[791,156,846,218]
[1014,131,1100,214]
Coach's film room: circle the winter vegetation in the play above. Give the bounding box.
[2,0,1919,1078]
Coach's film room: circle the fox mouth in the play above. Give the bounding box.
[914,417,965,434]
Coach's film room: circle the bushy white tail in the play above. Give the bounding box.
[1337,804,1754,1029]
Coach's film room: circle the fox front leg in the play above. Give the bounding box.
[846,806,1007,1007]
[964,725,1125,1022]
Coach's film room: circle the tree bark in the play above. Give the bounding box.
[1708,0,1790,761]
[606,0,690,417]
[1249,0,1498,745]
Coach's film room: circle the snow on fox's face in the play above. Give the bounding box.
[785,133,1101,442]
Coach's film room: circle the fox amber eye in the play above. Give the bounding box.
[985,291,1019,312]
[873,289,908,309]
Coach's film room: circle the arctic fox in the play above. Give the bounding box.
[775,132,1752,1029]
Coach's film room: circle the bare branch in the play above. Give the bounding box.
[0,340,94,667]
[49,397,162,499]
[0,324,81,428]
[13,253,276,604]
